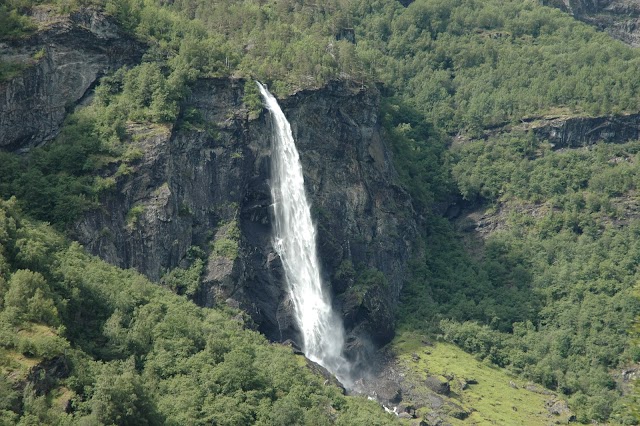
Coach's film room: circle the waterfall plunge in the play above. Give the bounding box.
[258,82,352,385]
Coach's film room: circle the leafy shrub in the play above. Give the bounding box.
[0,5,34,41]
[161,259,204,297]
[125,204,145,229]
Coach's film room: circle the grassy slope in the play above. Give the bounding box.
[393,332,572,425]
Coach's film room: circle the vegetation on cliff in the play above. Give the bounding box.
[0,198,396,425]
[1,0,640,423]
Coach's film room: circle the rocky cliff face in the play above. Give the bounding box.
[545,0,640,46]
[0,7,142,151]
[0,7,416,359]
[71,78,417,356]
[532,113,640,149]
[281,83,417,349]
[456,112,640,152]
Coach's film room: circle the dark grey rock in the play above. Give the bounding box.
[336,28,356,44]
[525,383,553,395]
[304,357,346,394]
[425,376,450,395]
[376,380,403,405]
[458,379,468,390]
[399,404,417,418]
[621,365,639,382]
[533,114,640,149]
[0,7,143,151]
[421,413,448,426]
[70,78,417,352]
[445,401,470,420]
[545,398,571,416]
[282,339,304,355]
[26,356,70,396]
[544,0,640,47]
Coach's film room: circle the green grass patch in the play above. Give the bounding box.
[0,5,35,42]
[211,220,241,260]
[125,204,145,229]
[0,60,27,83]
[0,348,41,380]
[392,331,571,425]
[212,238,238,260]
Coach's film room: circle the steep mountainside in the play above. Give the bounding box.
[545,0,640,46]
[2,0,640,424]
[71,78,417,358]
[0,7,142,151]
[0,7,417,360]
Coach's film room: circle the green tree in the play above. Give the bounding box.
[4,270,51,318]
[86,360,163,426]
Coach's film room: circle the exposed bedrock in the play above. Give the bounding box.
[72,78,418,356]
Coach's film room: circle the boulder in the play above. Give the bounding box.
[545,398,571,416]
[27,356,70,396]
[304,358,345,394]
[425,375,450,395]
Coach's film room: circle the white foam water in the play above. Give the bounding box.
[258,82,351,385]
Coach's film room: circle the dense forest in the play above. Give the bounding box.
[1,0,640,424]
[0,198,395,425]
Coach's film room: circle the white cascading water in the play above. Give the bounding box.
[258,82,352,385]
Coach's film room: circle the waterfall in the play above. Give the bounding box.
[258,82,351,385]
